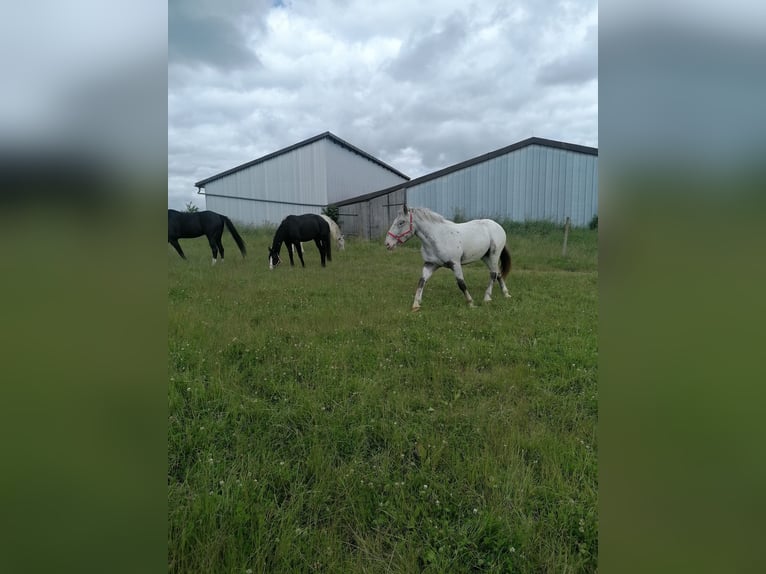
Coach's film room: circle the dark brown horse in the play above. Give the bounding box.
[268,214,331,269]
[168,209,246,264]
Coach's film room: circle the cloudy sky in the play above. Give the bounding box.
[168,0,597,210]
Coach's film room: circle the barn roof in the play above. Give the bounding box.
[333,136,598,207]
[194,131,410,188]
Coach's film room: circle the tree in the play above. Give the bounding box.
[322,204,339,223]
[185,201,199,213]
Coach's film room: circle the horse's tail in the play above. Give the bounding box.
[500,246,511,279]
[223,216,247,257]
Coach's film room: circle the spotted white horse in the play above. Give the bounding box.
[384,205,511,311]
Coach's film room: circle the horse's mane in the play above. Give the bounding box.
[412,207,449,224]
[320,214,341,235]
[271,218,289,251]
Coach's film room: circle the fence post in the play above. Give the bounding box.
[562,217,571,257]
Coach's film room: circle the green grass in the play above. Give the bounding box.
[169,224,598,573]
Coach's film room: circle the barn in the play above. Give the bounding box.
[334,137,598,240]
[194,131,410,227]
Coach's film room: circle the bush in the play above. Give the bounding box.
[322,205,339,223]
[588,215,598,230]
[185,201,199,213]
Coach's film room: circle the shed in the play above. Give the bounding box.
[334,137,598,239]
[195,132,409,227]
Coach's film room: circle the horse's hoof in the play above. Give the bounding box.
[411,306,421,313]
[504,293,512,299]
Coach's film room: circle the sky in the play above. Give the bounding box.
[168,0,598,210]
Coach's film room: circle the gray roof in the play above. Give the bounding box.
[194,131,410,188]
[334,137,598,207]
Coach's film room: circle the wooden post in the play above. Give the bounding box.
[562,217,571,257]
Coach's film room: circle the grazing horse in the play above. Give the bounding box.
[168,209,246,264]
[301,214,345,252]
[322,214,345,251]
[268,213,332,269]
[384,205,511,311]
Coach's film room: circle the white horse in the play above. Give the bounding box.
[301,214,344,251]
[384,205,511,311]
[322,214,345,251]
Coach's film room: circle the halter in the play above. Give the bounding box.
[387,211,414,244]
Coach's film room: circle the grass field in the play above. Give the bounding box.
[168,222,598,573]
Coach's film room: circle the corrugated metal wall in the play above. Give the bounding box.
[407,145,598,226]
[205,195,323,228]
[204,139,328,226]
[324,142,408,205]
[200,137,596,235]
[202,137,407,228]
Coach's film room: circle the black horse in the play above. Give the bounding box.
[168,209,246,263]
[268,214,332,269]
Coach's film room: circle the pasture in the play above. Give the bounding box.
[168,222,598,573]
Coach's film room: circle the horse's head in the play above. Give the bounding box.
[385,205,414,250]
[268,247,281,270]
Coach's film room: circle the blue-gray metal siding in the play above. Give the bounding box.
[203,139,328,226]
[200,137,408,227]
[407,145,598,226]
[205,195,323,228]
[324,141,408,205]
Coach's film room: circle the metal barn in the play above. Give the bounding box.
[195,132,409,227]
[335,137,598,240]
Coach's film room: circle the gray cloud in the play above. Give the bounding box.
[169,15,256,69]
[168,0,598,211]
[386,12,469,81]
[537,25,598,86]
[168,0,267,70]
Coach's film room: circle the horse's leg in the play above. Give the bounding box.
[324,233,331,262]
[287,244,295,266]
[482,255,497,302]
[497,273,510,298]
[482,251,510,301]
[169,239,186,260]
[207,236,219,265]
[492,252,511,298]
[296,242,306,267]
[484,276,496,302]
[449,261,475,307]
[215,233,225,262]
[412,263,438,312]
[314,238,325,267]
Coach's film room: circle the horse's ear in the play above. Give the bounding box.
[402,204,408,214]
